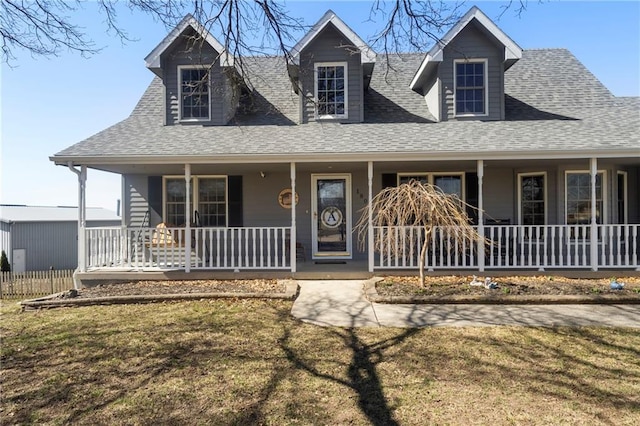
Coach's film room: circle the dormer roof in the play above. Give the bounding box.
[144,14,233,77]
[410,6,522,92]
[290,9,376,65]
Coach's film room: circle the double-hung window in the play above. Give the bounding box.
[315,62,347,119]
[519,173,546,225]
[163,176,227,227]
[179,66,210,121]
[398,173,464,200]
[565,171,605,225]
[454,59,487,116]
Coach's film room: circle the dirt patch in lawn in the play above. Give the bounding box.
[74,279,285,299]
[376,275,640,298]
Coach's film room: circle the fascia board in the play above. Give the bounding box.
[409,52,440,91]
[50,149,640,167]
[291,10,376,65]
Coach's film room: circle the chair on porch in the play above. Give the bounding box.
[145,222,201,268]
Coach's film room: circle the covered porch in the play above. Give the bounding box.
[70,155,640,279]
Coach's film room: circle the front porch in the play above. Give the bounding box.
[67,155,640,283]
[83,223,640,274]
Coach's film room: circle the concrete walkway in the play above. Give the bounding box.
[290,280,640,328]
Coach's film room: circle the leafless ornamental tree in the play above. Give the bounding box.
[1,1,528,67]
[356,180,486,286]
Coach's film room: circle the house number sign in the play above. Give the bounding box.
[278,188,298,209]
[320,206,343,228]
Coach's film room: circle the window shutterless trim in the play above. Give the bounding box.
[517,172,547,225]
[178,65,211,122]
[314,61,348,120]
[453,58,488,118]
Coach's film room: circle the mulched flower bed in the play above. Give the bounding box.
[376,275,640,298]
[75,279,285,299]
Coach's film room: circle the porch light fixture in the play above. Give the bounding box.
[260,171,266,178]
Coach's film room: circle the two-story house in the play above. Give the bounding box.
[51,7,639,281]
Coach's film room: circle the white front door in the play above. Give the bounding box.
[311,174,352,259]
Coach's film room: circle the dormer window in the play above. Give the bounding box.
[454,59,487,116]
[179,66,210,121]
[315,62,348,119]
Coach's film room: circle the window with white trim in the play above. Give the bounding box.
[398,173,465,200]
[163,176,227,226]
[315,62,347,119]
[179,66,210,120]
[518,173,546,225]
[565,171,605,225]
[454,59,487,116]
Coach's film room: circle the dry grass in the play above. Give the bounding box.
[377,275,640,297]
[1,299,639,425]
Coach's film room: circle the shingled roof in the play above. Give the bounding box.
[52,49,639,165]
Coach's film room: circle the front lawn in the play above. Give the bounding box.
[1,300,638,425]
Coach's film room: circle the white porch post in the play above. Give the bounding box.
[68,163,87,289]
[477,160,485,272]
[590,158,598,271]
[290,162,297,273]
[185,163,191,273]
[368,161,374,273]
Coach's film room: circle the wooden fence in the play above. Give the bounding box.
[0,270,74,299]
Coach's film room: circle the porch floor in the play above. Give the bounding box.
[77,259,639,287]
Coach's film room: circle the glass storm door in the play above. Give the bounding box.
[312,174,352,259]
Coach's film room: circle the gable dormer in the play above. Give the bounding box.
[290,10,376,124]
[410,7,522,121]
[145,15,240,126]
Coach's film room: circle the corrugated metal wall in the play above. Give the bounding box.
[10,220,120,271]
[0,221,11,264]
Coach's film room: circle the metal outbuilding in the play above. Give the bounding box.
[0,205,121,272]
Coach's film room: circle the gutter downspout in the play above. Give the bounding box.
[67,162,87,289]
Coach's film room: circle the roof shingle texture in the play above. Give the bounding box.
[55,49,639,160]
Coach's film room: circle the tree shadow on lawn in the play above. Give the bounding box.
[276,298,418,426]
[454,326,640,423]
[4,300,639,425]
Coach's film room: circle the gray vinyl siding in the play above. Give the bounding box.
[162,29,229,126]
[299,23,363,123]
[123,175,154,228]
[440,20,505,121]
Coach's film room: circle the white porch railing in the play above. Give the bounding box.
[374,224,640,270]
[85,226,291,271]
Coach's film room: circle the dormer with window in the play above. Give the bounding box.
[410,7,522,121]
[145,15,240,126]
[289,10,376,123]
